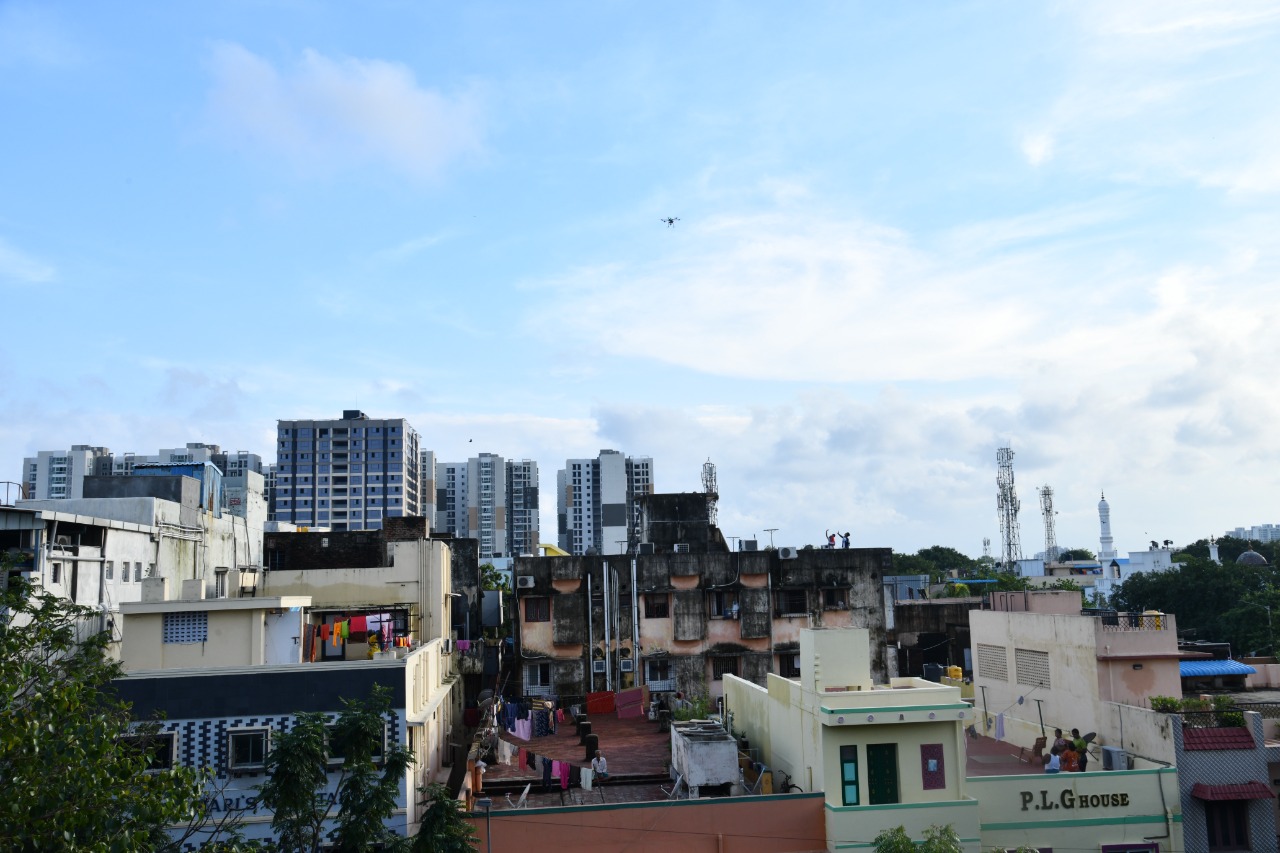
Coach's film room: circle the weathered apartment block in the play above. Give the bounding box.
[511,547,892,701]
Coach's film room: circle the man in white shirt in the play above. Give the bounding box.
[591,750,609,780]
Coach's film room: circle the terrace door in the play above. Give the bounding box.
[867,743,899,805]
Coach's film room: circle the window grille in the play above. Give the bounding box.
[1015,648,1051,688]
[163,611,208,644]
[977,643,1008,681]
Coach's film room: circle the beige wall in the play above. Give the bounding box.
[120,608,298,671]
[967,768,1181,851]
[404,637,461,831]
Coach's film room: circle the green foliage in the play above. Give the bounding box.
[673,693,713,722]
[1111,555,1280,654]
[259,685,414,853]
[1149,695,1181,713]
[1057,548,1096,561]
[0,574,229,850]
[872,823,963,853]
[893,546,979,585]
[480,563,509,592]
[944,583,971,597]
[411,784,477,853]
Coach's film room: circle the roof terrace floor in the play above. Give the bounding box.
[965,733,1065,777]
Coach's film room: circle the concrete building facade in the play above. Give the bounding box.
[272,410,422,532]
[511,548,891,701]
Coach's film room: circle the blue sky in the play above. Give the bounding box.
[3,1,1280,556]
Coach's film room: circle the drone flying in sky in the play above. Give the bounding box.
[662,217,680,228]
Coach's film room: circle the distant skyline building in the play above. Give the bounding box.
[272,410,421,532]
[433,452,539,559]
[1225,524,1280,543]
[22,443,264,501]
[557,449,653,555]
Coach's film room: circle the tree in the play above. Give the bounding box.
[1057,548,1095,561]
[872,824,963,853]
[411,784,478,853]
[258,685,414,852]
[0,573,229,850]
[480,563,510,592]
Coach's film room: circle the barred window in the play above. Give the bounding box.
[1015,648,1051,688]
[977,643,1008,681]
[162,611,208,644]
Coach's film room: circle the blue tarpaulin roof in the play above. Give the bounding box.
[1180,659,1257,677]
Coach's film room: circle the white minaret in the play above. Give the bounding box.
[1098,491,1117,561]
[1209,536,1221,565]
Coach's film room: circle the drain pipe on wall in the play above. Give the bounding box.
[603,561,612,692]
[631,557,639,678]
[587,573,594,693]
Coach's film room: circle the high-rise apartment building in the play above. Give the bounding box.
[272,410,421,532]
[557,450,653,555]
[434,453,539,560]
[22,445,112,499]
[419,450,437,526]
[21,443,264,501]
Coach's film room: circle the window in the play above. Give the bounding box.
[121,732,176,772]
[524,597,550,622]
[709,591,738,618]
[105,560,113,581]
[133,562,142,582]
[146,563,156,579]
[326,723,385,766]
[823,588,846,609]
[162,611,208,644]
[228,728,269,771]
[50,562,61,584]
[644,594,669,619]
[776,588,808,615]
[647,659,671,682]
[977,643,1008,681]
[525,662,551,690]
[840,745,859,805]
[779,653,801,678]
[711,656,738,680]
[214,570,228,599]
[1015,648,1051,688]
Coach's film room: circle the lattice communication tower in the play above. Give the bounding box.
[702,458,719,528]
[1039,485,1057,562]
[996,447,1022,569]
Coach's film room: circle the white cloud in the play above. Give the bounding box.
[1025,0,1280,191]
[0,237,54,284]
[204,43,483,179]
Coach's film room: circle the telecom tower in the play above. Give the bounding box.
[982,537,991,561]
[1039,485,1057,562]
[702,458,719,528]
[996,447,1022,569]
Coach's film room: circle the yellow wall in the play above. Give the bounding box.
[121,609,267,670]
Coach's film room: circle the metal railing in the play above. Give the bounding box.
[647,678,676,692]
[1093,612,1168,632]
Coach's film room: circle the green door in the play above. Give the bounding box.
[866,743,899,805]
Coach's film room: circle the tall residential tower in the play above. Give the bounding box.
[272,410,421,531]
[433,453,539,559]
[557,449,653,555]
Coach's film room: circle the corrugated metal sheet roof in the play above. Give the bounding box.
[1180,659,1257,677]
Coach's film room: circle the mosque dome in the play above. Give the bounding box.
[1236,550,1269,566]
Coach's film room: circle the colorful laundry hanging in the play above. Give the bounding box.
[351,615,368,633]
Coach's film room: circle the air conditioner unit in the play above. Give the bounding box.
[620,659,634,672]
[741,539,758,551]
[592,660,607,674]
[778,547,799,560]
[1100,746,1127,771]
[441,638,454,655]
[638,543,655,556]
[673,544,690,554]
[516,576,535,589]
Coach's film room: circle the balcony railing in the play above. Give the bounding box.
[647,678,676,692]
[1092,612,1168,632]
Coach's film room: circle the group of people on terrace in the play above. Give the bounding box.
[1044,728,1092,773]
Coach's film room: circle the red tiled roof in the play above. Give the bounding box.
[1184,726,1255,751]
[1191,781,1275,801]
